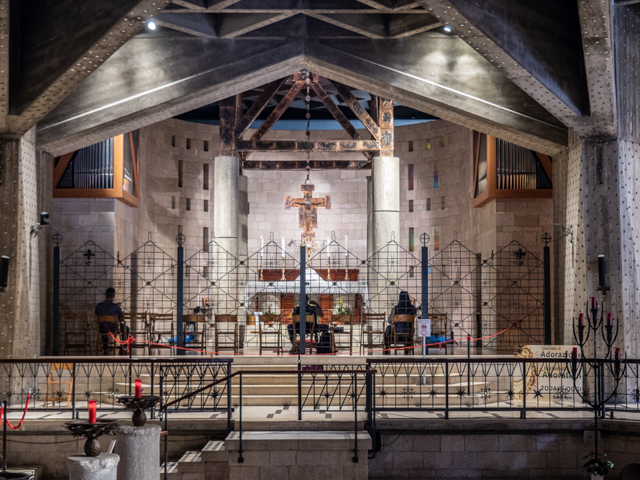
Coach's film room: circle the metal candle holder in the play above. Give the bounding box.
[64,420,119,457]
[117,396,160,427]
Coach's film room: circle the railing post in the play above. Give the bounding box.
[71,362,77,419]
[444,360,449,420]
[53,242,61,356]
[161,366,167,480]
[238,372,244,463]
[353,372,358,463]
[176,236,185,355]
[227,362,232,434]
[299,245,306,355]
[151,361,156,419]
[521,360,527,419]
[543,235,552,345]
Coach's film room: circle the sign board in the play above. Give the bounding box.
[516,345,583,398]
[417,318,431,338]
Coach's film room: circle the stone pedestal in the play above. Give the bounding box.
[67,453,119,480]
[115,425,161,480]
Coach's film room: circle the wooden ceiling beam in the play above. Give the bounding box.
[251,80,305,142]
[235,78,285,139]
[332,81,380,139]
[309,75,362,141]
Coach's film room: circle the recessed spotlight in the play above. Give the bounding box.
[443,25,452,33]
[147,21,157,31]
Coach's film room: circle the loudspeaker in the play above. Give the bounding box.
[0,255,9,289]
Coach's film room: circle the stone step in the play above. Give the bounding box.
[159,461,179,480]
[177,450,203,474]
[201,440,227,462]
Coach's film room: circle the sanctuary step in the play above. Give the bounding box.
[161,431,370,480]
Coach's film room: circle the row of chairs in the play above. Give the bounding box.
[62,311,449,355]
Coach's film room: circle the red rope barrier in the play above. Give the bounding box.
[0,392,31,430]
[113,324,515,357]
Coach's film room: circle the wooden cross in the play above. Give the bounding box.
[285,184,331,239]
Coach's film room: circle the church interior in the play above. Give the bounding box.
[1,1,640,479]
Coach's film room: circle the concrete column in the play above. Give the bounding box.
[115,425,161,480]
[370,156,400,314]
[214,156,240,258]
[372,156,400,254]
[214,156,240,315]
[0,129,51,358]
[67,453,119,480]
[366,175,373,260]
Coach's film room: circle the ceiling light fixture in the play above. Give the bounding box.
[147,21,157,31]
[443,25,452,33]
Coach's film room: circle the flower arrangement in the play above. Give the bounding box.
[266,305,273,314]
[335,298,350,315]
[582,451,614,477]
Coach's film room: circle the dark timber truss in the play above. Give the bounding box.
[219,71,395,169]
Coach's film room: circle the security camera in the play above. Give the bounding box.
[40,212,50,227]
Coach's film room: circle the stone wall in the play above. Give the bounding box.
[370,424,640,479]
[0,129,51,358]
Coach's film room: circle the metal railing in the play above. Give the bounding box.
[0,357,233,419]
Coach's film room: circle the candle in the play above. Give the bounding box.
[578,313,584,327]
[572,347,577,360]
[261,236,264,254]
[88,400,97,424]
[598,254,606,288]
[327,238,331,257]
[591,297,597,310]
[345,235,348,253]
[615,347,621,361]
[608,313,613,327]
[135,379,142,399]
[281,237,285,257]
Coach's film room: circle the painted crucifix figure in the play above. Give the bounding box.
[285,184,331,239]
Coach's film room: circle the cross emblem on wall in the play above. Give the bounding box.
[285,184,331,239]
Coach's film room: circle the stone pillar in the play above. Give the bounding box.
[372,156,400,255]
[366,175,373,261]
[115,425,161,480]
[67,453,119,480]
[214,156,240,314]
[214,156,240,258]
[0,129,50,358]
[370,156,400,313]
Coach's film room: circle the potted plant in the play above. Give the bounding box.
[262,305,280,324]
[332,299,354,324]
[582,451,614,480]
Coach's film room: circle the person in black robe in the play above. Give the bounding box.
[383,291,417,354]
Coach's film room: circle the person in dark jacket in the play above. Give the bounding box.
[288,300,330,353]
[383,291,417,354]
[95,287,126,351]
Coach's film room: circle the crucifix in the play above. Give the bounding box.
[285,184,331,239]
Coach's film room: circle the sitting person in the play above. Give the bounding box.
[95,287,127,351]
[383,291,417,354]
[288,300,331,353]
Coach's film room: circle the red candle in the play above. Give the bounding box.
[591,297,597,310]
[578,313,584,327]
[615,348,621,361]
[135,379,142,399]
[88,400,97,424]
[608,313,613,327]
[572,347,578,360]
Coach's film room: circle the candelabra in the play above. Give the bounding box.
[571,290,626,461]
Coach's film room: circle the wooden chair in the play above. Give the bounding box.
[290,315,316,354]
[360,313,386,355]
[391,314,416,355]
[258,315,282,355]
[148,313,174,354]
[44,363,74,406]
[183,314,207,353]
[330,315,355,355]
[214,314,239,354]
[63,313,91,355]
[124,312,150,355]
[429,313,449,354]
[96,315,122,355]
